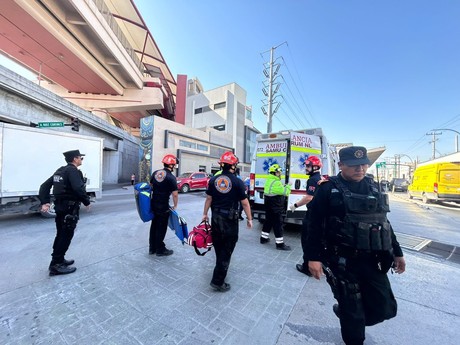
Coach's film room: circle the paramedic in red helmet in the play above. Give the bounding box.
[202,151,252,292]
[290,155,323,275]
[148,154,179,256]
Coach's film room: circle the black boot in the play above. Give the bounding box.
[49,263,77,276]
[276,243,291,251]
[260,237,270,244]
[49,258,74,269]
[296,263,311,276]
[156,248,174,256]
[63,258,75,266]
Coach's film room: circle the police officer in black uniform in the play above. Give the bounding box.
[290,155,324,275]
[39,149,91,276]
[202,151,253,292]
[149,154,179,256]
[305,146,406,345]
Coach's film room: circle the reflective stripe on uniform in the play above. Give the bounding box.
[261,231,270,239]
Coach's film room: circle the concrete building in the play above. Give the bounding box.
[180,77,260,177]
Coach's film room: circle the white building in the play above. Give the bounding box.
[183,78,260,176]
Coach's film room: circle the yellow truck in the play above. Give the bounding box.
[408,162,460,203]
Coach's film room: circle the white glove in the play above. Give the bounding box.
[289,204,296,212]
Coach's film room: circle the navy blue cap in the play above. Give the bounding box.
[339,146,370,165]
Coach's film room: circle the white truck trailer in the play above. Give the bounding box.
[249,128,339,225]
[0,122,103,216]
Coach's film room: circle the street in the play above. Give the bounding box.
[0,186,459,344]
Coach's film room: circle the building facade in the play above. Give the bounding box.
[183,78,260,177]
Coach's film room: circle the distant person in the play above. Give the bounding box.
[305,146,406,345]
[131,173,136,185]
[39,149,91,276]
[289,156,323,275]
[202,151,253,292]
[260,163,292,250]
[149,154,179,256]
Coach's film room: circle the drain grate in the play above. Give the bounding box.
[395,232,460,264]
[395,232,432,251]
[420,242,460,264]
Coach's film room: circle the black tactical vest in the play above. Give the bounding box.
[326,176,392,252]
[52,165,69,197]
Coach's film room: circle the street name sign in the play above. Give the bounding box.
[38,122,64,128]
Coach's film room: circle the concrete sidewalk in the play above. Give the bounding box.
[0,193,459,344]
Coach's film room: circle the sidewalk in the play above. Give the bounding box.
[0,196,459,344]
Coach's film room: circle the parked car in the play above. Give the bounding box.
[389,178,410,192]
[176,172,210,193]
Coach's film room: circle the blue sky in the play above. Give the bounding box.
[135,0,460,164]
[2,1,460,165]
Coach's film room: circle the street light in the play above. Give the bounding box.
[395,154,414,179]
[430,128,460,153]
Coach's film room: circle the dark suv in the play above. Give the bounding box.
[389,178,409,192]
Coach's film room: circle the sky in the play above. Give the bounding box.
[2,0,460,166]
[133,0,460,165]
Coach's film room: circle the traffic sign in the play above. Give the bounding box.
[376,162,386,168]
[38,122,64,128]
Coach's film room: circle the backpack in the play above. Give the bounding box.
[187,220,213,256]
[134,182,154,222]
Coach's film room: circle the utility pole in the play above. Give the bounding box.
[430,128,460,153]
[262,42,286,133]
[426,131,442,159]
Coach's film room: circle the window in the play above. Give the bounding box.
[214,102,226,110]
[179,140,196,149]
[197,144,208,151]
[194,106,212,114]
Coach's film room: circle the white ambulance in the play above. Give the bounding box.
[249,128,339,225]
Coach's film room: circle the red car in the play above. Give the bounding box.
[176,172,211,193]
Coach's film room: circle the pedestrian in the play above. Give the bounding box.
[260,163,292,250]
[305,146,406,345]
[131,173,136,185]
[149,154,179,256]
[202,151,253,292]
[39,149,91,276]
[290,156,323,274]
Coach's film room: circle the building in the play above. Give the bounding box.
[180,77,260,176]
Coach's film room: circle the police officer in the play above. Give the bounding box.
[39,149,91,276]
[260,163,292,250]
[149,154,179,256]
[290,156,323,274]
[202,151,253,292]
[305,146,406,345]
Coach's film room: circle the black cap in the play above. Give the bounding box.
[339,146,370,166]
[63,149,85,162]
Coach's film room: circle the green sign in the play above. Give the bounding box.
[376,162,386,168]
[38,122,64,128]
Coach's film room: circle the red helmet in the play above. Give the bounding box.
[219,151,238,165]
[305,156,322,168]
[162,154,178,165]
